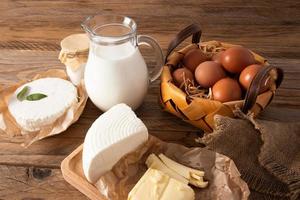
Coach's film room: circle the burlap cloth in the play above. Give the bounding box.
[200,113,300,200]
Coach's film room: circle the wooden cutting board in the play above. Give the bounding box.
[61,144,106,200]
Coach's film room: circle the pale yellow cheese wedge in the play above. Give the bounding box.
[146,154,188,184]
[158,154,208,188]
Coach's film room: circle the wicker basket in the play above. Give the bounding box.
[159,24,284,133]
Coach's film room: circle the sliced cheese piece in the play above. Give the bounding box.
[82,103,148,183]
[128,168,195,200]
[8,78,77,132]
[146,154,188,184]
[159,154,208,188]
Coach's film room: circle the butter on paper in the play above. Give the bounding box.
[94,136,250,200]
[128,168,195,200]
[0,69,88,147]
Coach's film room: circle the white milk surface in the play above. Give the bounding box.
[84,42,149,111]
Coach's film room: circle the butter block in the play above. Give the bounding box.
[160,178,195,200]
[128,168,195,200]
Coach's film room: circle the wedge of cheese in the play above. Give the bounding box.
[8,78,77,132]
[128,168,195,200]
[146,154,188,184]
[82,103,148,183]
[158,154,208,188]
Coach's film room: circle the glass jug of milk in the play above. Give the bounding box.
[82,14,164,111]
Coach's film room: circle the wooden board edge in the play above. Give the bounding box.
[61,144,105,200]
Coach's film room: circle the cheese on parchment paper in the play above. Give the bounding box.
[82,103,148,183]
[8,77,77,132]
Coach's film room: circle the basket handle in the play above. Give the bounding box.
[165,23,202,63]
[242,66,284,113]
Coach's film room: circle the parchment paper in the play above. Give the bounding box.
[0,69,88,147]
[95,136,250,200]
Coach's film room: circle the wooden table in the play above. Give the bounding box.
[0,0,299,199]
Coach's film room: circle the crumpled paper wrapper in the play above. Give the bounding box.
[58,33,89,71]
[0,69,88,147]
[94,136,250,200]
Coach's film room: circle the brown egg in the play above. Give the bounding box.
[211,51,224,64]
[195,61,226,88]
[212,78,242,103]
[183,49,208,72]
[221,47,256,73]
[239,64,270,92]
[172,67,194,87]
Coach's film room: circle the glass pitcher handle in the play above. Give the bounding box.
[137,35,164,83]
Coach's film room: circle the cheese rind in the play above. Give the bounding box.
[82,103,148,183]
[8,78,77,132]
[128,168,195,200]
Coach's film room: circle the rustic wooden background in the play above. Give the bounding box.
[0,0,299,199]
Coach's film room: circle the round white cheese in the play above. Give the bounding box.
[82,103,148,183]
[8,77,77,132]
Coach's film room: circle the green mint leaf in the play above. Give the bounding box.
[17,86,30,101]
[26,93,47,101]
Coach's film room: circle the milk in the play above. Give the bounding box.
[82,15,163,111]
[84,41,149,111]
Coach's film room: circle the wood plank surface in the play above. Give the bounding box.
[0,0,299,199]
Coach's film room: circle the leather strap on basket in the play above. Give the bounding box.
[242,66,284,113]
[165,24,202,63]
